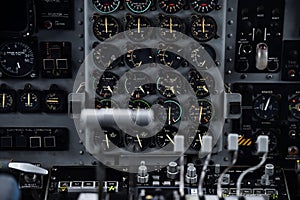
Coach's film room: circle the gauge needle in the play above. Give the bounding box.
[264,97,271,111]
[202,17,205,33]
[198,134,203,146]
[47,99,59,103]
[139,86,145,93]
[168,106,171,125]
[170,17,173,33]
[17,62,21,69]
[105,16,108,33]
[203,85,209,93]
[2,93,5,108]
[138,17,141,33]
[27,93,31,106]
[136,134,142,148]
[166,134,175,145]
[107,86,113,94]
[199,106,203,123]
[138,61,142,67]
[105,134,109,149]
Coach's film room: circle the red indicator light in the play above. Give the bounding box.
[169,3,174,6]
[201,3,207,6]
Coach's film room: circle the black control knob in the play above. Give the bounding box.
[237,60,249,71]
[268,60,279,71]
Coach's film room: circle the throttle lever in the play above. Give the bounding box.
[0,160,48,175]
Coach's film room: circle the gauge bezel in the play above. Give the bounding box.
[93,0,120,14]
[125,0,152,14]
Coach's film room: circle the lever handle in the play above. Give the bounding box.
[8,162,48,175]
[256,43,268,70]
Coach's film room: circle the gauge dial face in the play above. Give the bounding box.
[188,70,210,98]
[157,71,184,98]
[18,90,40,112]
[125,131,153,152]
[191,0,217,13]
[93,0,120,14]
[0,91,14,112]
[159,15,185,41]
[157,45,184,68]
[125,48,154,68]
[129,99,151,110]
[0,42,35,77]
[96,72,119,98]
[156,126,178,148]
[253,94,280,120]
[289,95,300,120]
[191,44,216,69]
[186,125,208,151]
[95,128,121,151]
[189,99,214,124]
[125,16,152,41]
[95,98,119,109]
[158,0,184,13]
[44,91,66,112]
[158,100,182,125]
[93,15,120,41]
[126,0,152,13]
[93,44,121,70]
[254,130,278,152]
[191,16,217,42]
[124,72,153,98]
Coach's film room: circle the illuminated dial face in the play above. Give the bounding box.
[289,95,300,120]
[159,15,185,41]
[44,91,67,112]
[93,15,120,41]
[157,71,184,98]
[95,98,119,109]
[0,91,14,113]
[125,131,153,152]
[93,0,120,14]
[124,72,154,98]
[125,15,152,41]
[186,125,208,151]
[191,0,218,13]
[93,44,122,70]
[188,69,210,98]
[191,16,217,42]
[96,71,119,98]
[253,94,280,120]
[158,0,184,13]
[126,0,152,13]
[0,42,35,77]
[125,48,154,68]
[18,90,40,112]
[156,126,178,148]
[157,45,184,68]
[189,99,214,124]
[158,99,182,125]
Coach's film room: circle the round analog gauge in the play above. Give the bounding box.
[18,90,40,112]
[191,15,217,42]
[124,72,154,98]
[44,90,67,112]
[0,91,15,113]
[158,0,184,13]
[191,44,216,69]
[125,131,153,152]
[93,15,120,41]
[186,125,208,151]
[96,71,119,98]
[129,99,151,110]
[254,130,278,152]
[95,98,119,109]
[126,0,152,13]
[156,126,178,148]
[157,71,184,98]
[189,99,214,124]
[95,128,121,151]
[125,48,154,68]
[125,15,152,42]
[93,44,122,70]
[253,94,280,120]
[159,15,185,41]
[157,45,184,68]
[0,42,35,77]
[289,95,300,120]
[92,0,120,14]
[188,69,210,98]
[158,100,182,125]
[191,0,218,13]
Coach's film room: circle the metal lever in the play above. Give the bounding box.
[256,43,268,70]
[8,162,48,175]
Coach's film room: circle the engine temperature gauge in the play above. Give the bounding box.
[93,0,120,14]
[158,0,184,13]
[289,95,300,120]
[126,0,152,13]
[93,15,120,41]
[159,15,185,41]
[125,15,152,42]
[191,0,218,13]
[191,15,217,42]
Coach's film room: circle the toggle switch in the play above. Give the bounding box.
[256,43,268,70]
